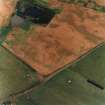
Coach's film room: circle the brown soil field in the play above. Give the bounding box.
[96,0,105,6]
[3,4,105,76]
[0,0,17,27]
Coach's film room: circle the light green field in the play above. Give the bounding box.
[0,46,39,101]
